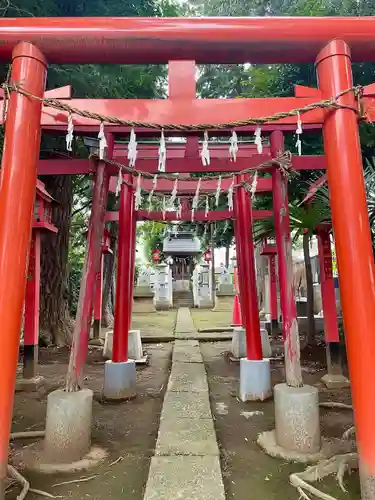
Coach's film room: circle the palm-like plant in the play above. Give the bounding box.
[253,199,330,346]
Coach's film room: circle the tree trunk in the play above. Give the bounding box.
[101,222,118,327]
[40,175,73,346]
[225,245,230,268]
[211,223,216,307]
[303,231,316,346]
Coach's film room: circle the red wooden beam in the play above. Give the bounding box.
[0,96,325,128]
[1,17,375,64]
[105,209,273,222]
[0,85,72,100]
[38,155,326,176]
[108,175,272,194]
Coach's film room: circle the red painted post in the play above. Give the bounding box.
[233,176,262,360]
[316,229,339,343]
[269,254,278,327]
[316,228,344,376]
[66,158,110,391]
[233,192,247,330]
[270,131,302,387]
[316,40,375,495]
[112,176,134,363]
[92,254,104,339]
[127,208,137,331]
[23,231,41,379]
[232,267,243,326]
[0,42,46,499]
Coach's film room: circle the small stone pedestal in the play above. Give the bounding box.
[44,389,93,463]
[103,330,144,361]
[231,327,272,359]
[15,375,44,392]
[102,360,136,401]
[274,383,320,454]
[231,327,246,358]
[239,358,272,402]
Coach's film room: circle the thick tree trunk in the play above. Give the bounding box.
[225,245,230,268]
[303,231,316,346]
[102,222,118,327]
[211,224,216,307]
[40,175,73,346]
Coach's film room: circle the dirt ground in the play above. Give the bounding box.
[9,330,359,500]
[10,343,172,500]
[200,341,359,500]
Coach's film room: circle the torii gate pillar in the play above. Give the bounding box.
[316,40,375,497]
[103,175,137,401]
[0,43,46,499]
[234,177,271,402]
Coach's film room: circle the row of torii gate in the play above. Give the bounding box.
[1,17,375,498]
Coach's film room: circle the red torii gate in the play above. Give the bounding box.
[0,18,375,497]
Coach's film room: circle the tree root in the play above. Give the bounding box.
[319,402,353,410]
[290,402,357,499]
[7,430,59,499]
[290,453,358,500]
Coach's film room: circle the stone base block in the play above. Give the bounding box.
[274,383,320,454]
[103,330,144,360]
[214,294,235,312]
[232,327,272,359]
[231,327,246,358]
[321,373,350,389]
[102,360,136,401]
[260,328,272,358]
[197,299,214,309]
[15,375,44,393]
[129,329,143,359]
[44,389,93,463]
[239,358,272,402]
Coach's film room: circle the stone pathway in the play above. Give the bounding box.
[143,339,226,500]
[174,307,198,338]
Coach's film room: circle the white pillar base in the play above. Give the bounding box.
[44,388,93,463]
[232,327,272,359]
[102,360,136,401]
[231,327,246,358]
[274,383,320,454]
[260,328,272,358]
[128,329,143,360]
[239,358,272,402]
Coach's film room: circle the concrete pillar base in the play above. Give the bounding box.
[232,327,272,359]
[239,358,272,402]
[321,373,350,389]
[260,328,272,358]
[102,360,136,401]
[15,375,44,392]
[129,329,143,360]
[231,327,246,358]
[274,383,320,454]
[44,388,93,463]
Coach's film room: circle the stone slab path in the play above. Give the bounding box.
[143,339,226,500]
[174,307,197,337]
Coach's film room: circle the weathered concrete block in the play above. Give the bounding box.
[321,373,350,389]
[161,391,211,420]
[239,358,272,401]
[103,330,143,360]
[168,363,208,392]
[274,383,320,454]
[156,418,219,456]
[231,327,246,358]
[44,389,93,463]
[143,456,225,500]
[102,360,136,401]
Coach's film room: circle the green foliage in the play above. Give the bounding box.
[138,221,167,262]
